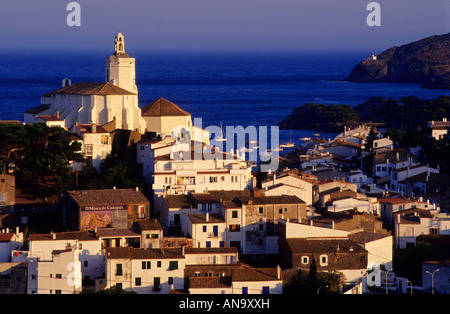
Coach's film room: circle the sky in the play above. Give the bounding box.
[1,0,449,53]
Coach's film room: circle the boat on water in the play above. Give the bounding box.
[280,132,295,148]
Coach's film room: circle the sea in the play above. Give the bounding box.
[0,50,448,147]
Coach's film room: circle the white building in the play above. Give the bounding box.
[0,228,24,263]
[105,247,185,294]
[70,123,112,170]
[348,231,393,271]
[261,170,317,206]
[182,213,226,249]
[428,118,449,140]
[27,247,82,294]
[345,171,374,191]
[391,165,439,193]
[28,231,104,282]
[327,197,378,215]
[24,33,146,133]
[394,208,450,249]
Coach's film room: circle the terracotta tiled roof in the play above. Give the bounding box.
[0,233,15,242]
[76,124,109,134]
[163,194,196,209]
[96,228,140,238]
[29,231,97,242]
[189,276,232,289]
[133,219,162,231]
[232,267,281,282]
[347,231,391,244]
[24,105,50,114]
[187,213,225,224]
[141,98,191,117]
[184,247,238,255]
[106,247,183,259]
[378,196,414,205]
[42,82,135,97]
[38,115,64,122]
[67,189,150,206]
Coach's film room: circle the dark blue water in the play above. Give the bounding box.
[0,50,448,145]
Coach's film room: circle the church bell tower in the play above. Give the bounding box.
[105,33,137,94]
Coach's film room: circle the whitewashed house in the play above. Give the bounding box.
[261,170,317,206]
[70,123,112,170]
[28,231,104,281]
[428,118,449,140]
[394,208,450,249]
[348,231,393,271]
[182,213,227,249]
[0,228,24,263]
[27,247,82,294]
[105,247,185,294]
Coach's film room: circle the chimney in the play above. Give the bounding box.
[56,111,60,119]
[182,244,185,256]
[91,123,97,133]
[206,212,209,222]
[277,265,281,280]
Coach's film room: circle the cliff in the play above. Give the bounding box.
[279,96,450,131]
[345,32,450,90]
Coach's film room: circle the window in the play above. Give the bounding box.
[210,176,218,183]
[168,277,174,285]
[302,256,309,264]
[242,287,248,294]
[135,277,141,286]
[259,207,263,214]
[101,135,109,145]
[142,261,151,270]
[229,224,240,232]
[221,176,225,182]
[157,261,162,268]
[116,264,123,276]
[232,211,238,218]
[206,241,211,248]
[85,144,93,156]
[203,225,207,233]
[320,255,328,266]
[259,224,264,231]
[169,261,179,270]
[55,274,62,279]
[430,228,439,235]
[279,208,282,214]
[55,290,62,294]
[262,286,270,294]
[84,261,88,267]
[195,272,201,277]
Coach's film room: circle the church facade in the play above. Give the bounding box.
[24,33,146,133]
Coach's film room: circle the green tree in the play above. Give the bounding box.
[0,123,84,199]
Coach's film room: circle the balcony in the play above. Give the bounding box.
[207,232,222,238]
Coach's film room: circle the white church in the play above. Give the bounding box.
[24,33,147,133]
